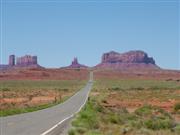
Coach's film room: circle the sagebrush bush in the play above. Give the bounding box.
[174,124,180,134]
[68,129,76,135]
[72,100,100,130]
[144,119,173,130]
[174,103,180,112]
[135,105,152,116]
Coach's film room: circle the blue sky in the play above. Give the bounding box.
[0,0,179,69]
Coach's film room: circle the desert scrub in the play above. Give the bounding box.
[81,77,180,134]
[173,124,180,134]
[135,105,153,116]
[0,80,86,116]
[134,105,176,130]
[70,101,180,135]
[0,80,86,91]
[72,99,99,129]
[68,129,76,135]
[70,97,133,135]
[174,103,180,113]
[0,97,69,117]
[94,79,180,91]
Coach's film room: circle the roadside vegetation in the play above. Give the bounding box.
[70,98,180,135]
[0,80,86,116]
[69,76,180,135]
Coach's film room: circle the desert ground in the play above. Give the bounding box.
[1,68,180,134]
[0,67,88,80]
[0,68,88,116]
[69,69,180,135]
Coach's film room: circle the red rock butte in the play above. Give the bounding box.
[16,55,38,66]
[95,50,160,70]
[0,54,40,70]
[64,57,88,69]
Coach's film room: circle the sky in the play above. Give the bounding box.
[0,0,179,69]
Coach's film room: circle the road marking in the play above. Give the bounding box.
[40,82,92,135]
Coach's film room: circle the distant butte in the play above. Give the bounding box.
[0,54,41,70]
[95,50,160,70]
[64,57,88,69]
[0,50,163,70]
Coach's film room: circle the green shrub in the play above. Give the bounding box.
[76,127,87,134]
[95,104,105,113]
[109,87,123,91]
[68,129,76,135]
[109,114,119,124]
[134,87,145,90]
[134,105,174,130]
[2,87,10,91]
[72,100,99,130]
[130,120,143,129]
[174,124,180,134]
[126,114,138,121]
[135,105,152,116]
[144,118,173,130]
[174,103,180,112]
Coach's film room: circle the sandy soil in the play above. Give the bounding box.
[0,91,73,110]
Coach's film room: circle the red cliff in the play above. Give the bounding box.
[95,50,159,70]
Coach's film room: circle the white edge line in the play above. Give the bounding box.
[40,81,92,135]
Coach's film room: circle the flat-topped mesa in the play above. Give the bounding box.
[0,54,40,70]
[16,55,38,66]
[102,50,155,64]
[66,57,88,69]
[96,50,159,70]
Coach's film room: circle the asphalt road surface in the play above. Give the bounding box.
[0,72,93,135]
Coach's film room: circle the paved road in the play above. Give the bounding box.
[0,72,93,135]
